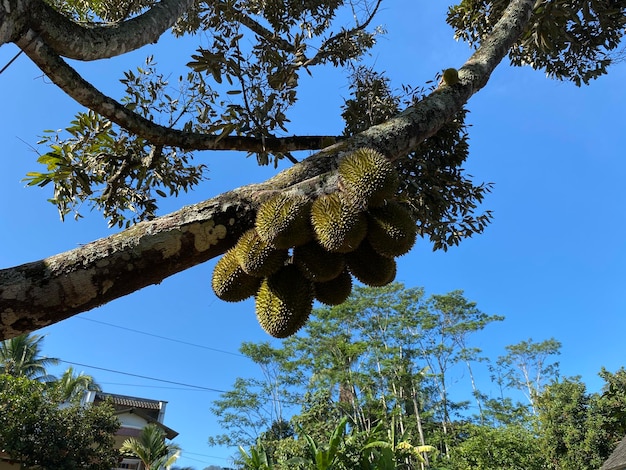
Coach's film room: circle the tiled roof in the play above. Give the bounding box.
[601,436,626,470]
[95,392,163,410]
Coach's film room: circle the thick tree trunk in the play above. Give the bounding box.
[0,190,252,339]
[1,0,195,59]
[0,0,536,339]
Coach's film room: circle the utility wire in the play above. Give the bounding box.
[98,382,213,391]
[76,316,246,358]
[59,359,229,394]
[59,359,305,407]
[183,451,231,460]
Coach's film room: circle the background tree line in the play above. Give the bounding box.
[208,283,626,469]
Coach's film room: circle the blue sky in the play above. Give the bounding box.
[1,1,626,468]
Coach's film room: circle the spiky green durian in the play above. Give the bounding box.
[255,193,314,249]
[442,68,460,86]
[310,193,367,253]
[212,249,262,302]
[345,240,397,287]
[366,201,417,258]
[314,269,353,306]
[234,229,289,277]
[293,241,345,282]
[255,264,314,338]
[338,148,399,207]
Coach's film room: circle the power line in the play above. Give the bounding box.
[76,317,245,358]
[98,382,213,391]
[183,451,231,460]
[59,359,229,394]
[59,359,305,407]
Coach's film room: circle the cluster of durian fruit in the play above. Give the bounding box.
[211,148,417,338]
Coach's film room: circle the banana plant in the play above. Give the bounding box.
[239,439,273,470]
[360,417,436,469]
[293,416,349,470]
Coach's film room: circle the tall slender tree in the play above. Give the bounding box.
[54,366,101,402]
[121,423,181,470]
[492,338,561,413]
[209,342,300,449]
[0,333,58,381]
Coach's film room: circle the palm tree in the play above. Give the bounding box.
[120,423,181,470]
[0,333,58,381]
[54,366,101,402]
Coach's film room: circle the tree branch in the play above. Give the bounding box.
[303,0,383,68]
[0,0,535,339]
[20,0,195,60]
[16,30,341,153]
[222,2,296,54]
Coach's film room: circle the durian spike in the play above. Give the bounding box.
[366,201,417,258]
[293,241,345,282]
[338,148,399,208]
[255,264,314,338]
[256,193,314,249]
[314,269,353,306]
[212,249,262,302]
[310,193,367,253]
[234,229,289,277]
[345,240,397,287]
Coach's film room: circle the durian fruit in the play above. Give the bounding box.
[338,148,399,207]
[255,264,314,338]
[212,249,262,302]
[310,193,367,253]
[293,241,345,282]
[255,193,314,249]
[234,229,288,277]
[366,201,417,258]
[345,240,397,287]
[442,68,460,86]
[314,269,353,306]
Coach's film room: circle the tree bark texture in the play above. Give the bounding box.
[1,0,195,59]
[0,0,535,339]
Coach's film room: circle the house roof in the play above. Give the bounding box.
[95,392,164,410]
[601,436,626,470]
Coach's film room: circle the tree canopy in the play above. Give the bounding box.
[0,0,624,339]
[209,284,626,469]
[0,373,120,469]
[0,333,58,380]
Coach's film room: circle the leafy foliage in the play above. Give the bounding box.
[212,284,626,469]
[25,59,207,228]
[490,337,561,412]
[0,374,120,469]
[448,424,543,470]
[28,1,384,226]
[239,438,275,470]
[208,342,301,449]
[447,0,626,85]
[342,67,494,251]
[55,365,101,402]
[121,423,181,470]
[47,0,157,23]
[0,333,59,381]
[297,416,348,470]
